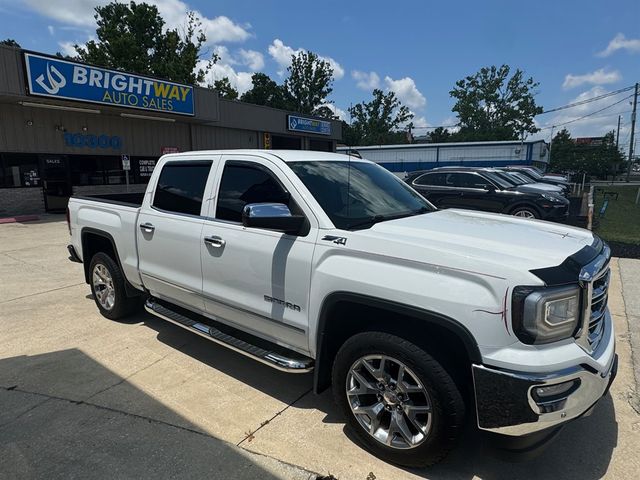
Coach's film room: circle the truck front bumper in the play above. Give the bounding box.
[472,347,617,436]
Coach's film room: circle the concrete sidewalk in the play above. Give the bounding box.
[1,218,639,479]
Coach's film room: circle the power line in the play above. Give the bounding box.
[538,85,635,115]
[539,94,634,131]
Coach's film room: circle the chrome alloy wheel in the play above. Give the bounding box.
[92,263,115,310]
[346,355,433,449]
[513,209,536,219]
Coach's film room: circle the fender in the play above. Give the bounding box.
[313,291,482,393]
[80,227,143,298]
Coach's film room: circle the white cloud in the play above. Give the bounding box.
[562,68,622,89]
[47,25,55,35]
[57,41,77,57]
[351,70,380,90]
[322,104,347,121]
[597,33,640,57]
[20,0,251,44]
[238,49,264,70]
[267,39,344,79]
[198,59,253,95]
[384,76,426,110]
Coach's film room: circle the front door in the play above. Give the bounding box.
[200,155,315,352]
[41,156,71,212]
[137,159,215,310]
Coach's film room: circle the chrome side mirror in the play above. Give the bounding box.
[242,203,305,235]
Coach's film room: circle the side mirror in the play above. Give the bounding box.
[242,203,305,235]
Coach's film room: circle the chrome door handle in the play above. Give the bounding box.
[204,235,225,248]
[139,223,155,233]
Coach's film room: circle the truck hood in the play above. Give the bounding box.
[351,209,594,281]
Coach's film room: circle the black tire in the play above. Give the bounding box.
[89,252,139,320]
[332,331,465,467]
[510,205,540,219]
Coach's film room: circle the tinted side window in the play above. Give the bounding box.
[216,163,290,222]
[415,172,445,186]
[446,173,489,189]
[153,162,211,216]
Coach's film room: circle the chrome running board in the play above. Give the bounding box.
[145,298,314,373]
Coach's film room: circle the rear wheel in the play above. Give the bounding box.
[89,252,139,320]
[332,331,465,467]
[511,206,539,219]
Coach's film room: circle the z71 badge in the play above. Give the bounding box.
[321,235,347,246]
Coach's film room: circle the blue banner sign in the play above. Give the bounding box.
[287,115,331,135]
[25,53,194,116]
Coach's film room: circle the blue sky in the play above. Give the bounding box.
[1,0,639,150]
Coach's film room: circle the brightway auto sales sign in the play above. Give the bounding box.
[24,53,194,116]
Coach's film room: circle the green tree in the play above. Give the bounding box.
[346,89,413,145]
[0,39,20,48]
[450,65,543,141]
[240,73,289,109]
[212,77,239,100]
[75,2,213,84]
[550,129,624,178]
[284,51,334,117]
[428,127,452,143]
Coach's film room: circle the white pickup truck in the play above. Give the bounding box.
[67,150,617,467]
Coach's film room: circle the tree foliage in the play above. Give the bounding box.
[212,77,238,100]
[427,127,452,143]
[450,64,543,141]
[284,51,334,117]
[240,73,289,109]
[550,128,624,178]
[75,2,213,84]
[344,89,413,146]
[0,39,21,48]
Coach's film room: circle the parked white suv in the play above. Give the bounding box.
[67,150,616,466]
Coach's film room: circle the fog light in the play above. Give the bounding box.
[532,379,580,403]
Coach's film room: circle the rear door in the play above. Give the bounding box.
[199,155,316,351]
[137,158,217,309]
[411,172,460,207]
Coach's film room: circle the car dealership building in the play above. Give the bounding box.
[0,45,342,216]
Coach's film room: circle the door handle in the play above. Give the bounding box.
[204,235,225,248]
[139,223,155,233]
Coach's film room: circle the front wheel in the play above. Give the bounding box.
[332,332,465,467]
[511,206,539,219]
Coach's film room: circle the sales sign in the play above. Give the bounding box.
[24,52,195,116]
[287,115,331,136]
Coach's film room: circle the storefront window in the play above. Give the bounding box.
[71,157,104,185]
[0,154,40,188]
[102,158,126,184]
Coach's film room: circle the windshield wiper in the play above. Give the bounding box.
[347,207,432,230]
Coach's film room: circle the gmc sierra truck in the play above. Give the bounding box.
[67,150,616,467]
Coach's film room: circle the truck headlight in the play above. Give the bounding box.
[512,285,582,344]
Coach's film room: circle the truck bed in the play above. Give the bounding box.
[73,192,146,207]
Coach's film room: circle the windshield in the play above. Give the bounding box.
[499,171,527,185]
[288,161,434,230]
[480,171,514,189]
[519,169,542,180]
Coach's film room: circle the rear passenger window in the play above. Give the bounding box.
[216,163,290,223]
[153,162,212,216]
[415,173,445,186]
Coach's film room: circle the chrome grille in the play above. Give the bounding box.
[587,266,610,351]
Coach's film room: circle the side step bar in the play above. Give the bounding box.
[145,298,314,373]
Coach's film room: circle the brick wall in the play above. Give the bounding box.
[0,188,45,216]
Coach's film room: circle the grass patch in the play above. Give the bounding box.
[593,186,640,245]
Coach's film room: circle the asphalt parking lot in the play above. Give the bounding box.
[1,217,639,480]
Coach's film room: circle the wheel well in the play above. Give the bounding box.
[508,203,539,216]
[80,229,142,297]
[314,296,480,403]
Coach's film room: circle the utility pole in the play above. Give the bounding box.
[548,125,555,167]
[627,82,638,182]
[616,115,621,148]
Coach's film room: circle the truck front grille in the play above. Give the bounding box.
[588,267,610,351]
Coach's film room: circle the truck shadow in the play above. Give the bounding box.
[0,348,308,479]
[141,310,618,480]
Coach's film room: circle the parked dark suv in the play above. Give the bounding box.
[406,167,569,220]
